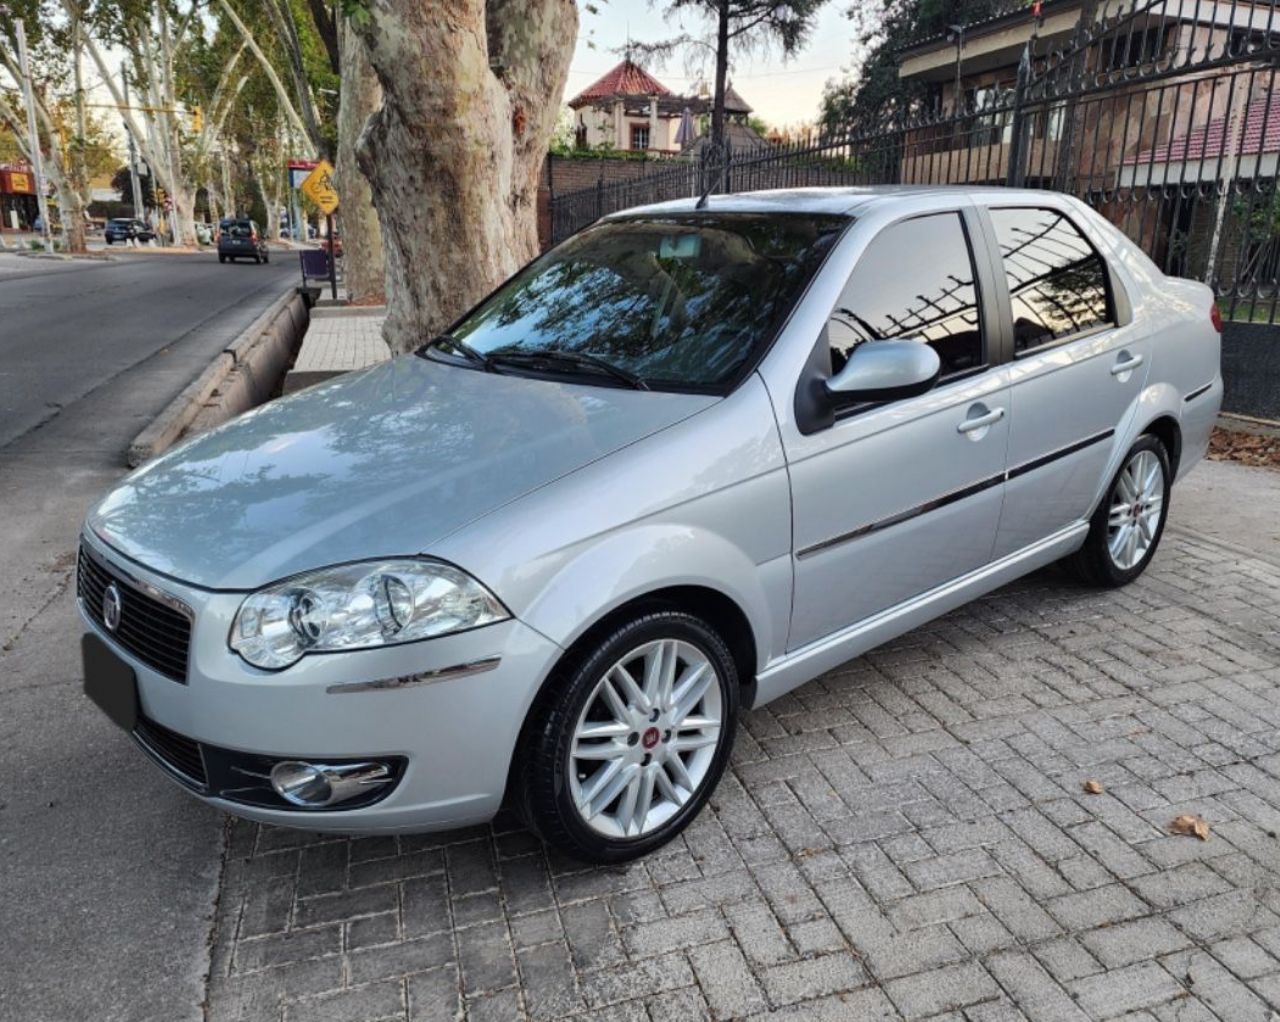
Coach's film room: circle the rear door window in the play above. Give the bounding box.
[828,212,984,379]
[988,207,1114,353]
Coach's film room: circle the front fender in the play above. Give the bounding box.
[517,523,784,673]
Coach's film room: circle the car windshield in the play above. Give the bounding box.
[440,212,849,390]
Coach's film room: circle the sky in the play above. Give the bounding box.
[562,0,860,131]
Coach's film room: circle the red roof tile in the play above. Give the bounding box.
[568,60,673,108]
[1129,93,1280,165]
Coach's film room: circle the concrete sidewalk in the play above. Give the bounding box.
[283,306,389,394]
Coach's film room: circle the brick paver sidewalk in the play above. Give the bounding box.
[206,526,1280,1022]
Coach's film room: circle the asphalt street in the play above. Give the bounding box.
[0,250,295,1022]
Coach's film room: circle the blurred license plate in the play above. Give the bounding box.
[82,633,138,731]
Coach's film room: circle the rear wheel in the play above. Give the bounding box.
[218,254,226,264]
[262,250,269,264]
[1064,434,1171,587]
[517,611,738,863]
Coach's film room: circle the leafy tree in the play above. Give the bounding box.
[112,165,155,208]
[635,0,829,148]
[819,0,1008,131]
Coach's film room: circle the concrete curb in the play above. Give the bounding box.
[126,287,309,467]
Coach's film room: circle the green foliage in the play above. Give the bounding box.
[339,0,371,28]
[819,0,1011,131]
[1233,190,1280,244]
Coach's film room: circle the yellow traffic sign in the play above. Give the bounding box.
[300,159,339,214]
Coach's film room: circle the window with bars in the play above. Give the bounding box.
[630,124,651,150]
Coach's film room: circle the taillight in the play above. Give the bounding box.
[1210,302,1223,333]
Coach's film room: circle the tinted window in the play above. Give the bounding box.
[989,207,1113,352]
[447,213,847,389]
[829,213,983,378]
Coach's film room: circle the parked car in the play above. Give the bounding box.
[217,218,269,263]
[104,218,154,244]
[78,187,1221,862]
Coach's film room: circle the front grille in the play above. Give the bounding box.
[78,544,192,683]
[135,715,208,788]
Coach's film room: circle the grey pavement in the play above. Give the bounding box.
[0,251,296,1022]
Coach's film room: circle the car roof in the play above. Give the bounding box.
[607,185,1074,220]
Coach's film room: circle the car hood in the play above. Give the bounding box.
[88,355,717,590]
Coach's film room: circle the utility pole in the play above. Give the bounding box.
[122,65,145,219]
[12,13,54,253]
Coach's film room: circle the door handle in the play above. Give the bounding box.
[957,407,1005,434]
[1111,354,1144,376]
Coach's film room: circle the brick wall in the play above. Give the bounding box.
[538,154,692,248]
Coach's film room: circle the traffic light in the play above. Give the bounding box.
[190,105,203,133]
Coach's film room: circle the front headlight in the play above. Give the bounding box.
[230,559,508,670]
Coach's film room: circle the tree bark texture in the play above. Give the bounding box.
[352,0,578,353]
[336,21,385,305]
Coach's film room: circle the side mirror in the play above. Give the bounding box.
[825,339,941,406]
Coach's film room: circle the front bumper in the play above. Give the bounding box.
[78,532,563,833]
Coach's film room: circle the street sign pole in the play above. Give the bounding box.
[326,213,337,300]
[14,17,53,254]
[299,159,340,302]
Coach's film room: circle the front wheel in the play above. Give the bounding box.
[1065,434,1171,587]
[218,254,226,264]
[517,611,739,863]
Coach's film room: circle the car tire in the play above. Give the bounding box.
[105,237,113,245]
[262,251,269,264]
[218,254,226,264]
[516,610,739,864]
[253,255,261,264]
[1064,434,1171,588]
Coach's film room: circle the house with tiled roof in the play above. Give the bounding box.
[568,59,763,154]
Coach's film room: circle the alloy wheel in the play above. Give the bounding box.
[1107,448,1165,570]
[568,638,723,839]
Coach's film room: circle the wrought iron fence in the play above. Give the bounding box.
[548,0,1280,322]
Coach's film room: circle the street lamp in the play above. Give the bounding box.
[0,3,55,253]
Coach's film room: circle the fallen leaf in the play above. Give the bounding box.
[1170,814,1210,841]
[1083,780,1104,795]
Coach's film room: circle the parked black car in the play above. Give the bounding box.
[217,218,270,264]
[104,218,155,244]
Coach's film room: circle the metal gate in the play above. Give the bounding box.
[548,1,1280,321]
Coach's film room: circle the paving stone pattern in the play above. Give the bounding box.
[292,314,389,374]
[206,528,1280,1022]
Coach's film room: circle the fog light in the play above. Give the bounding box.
[269,760,393,808]
[270,761,331,806]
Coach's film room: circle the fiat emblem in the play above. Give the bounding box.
[641,726,660,750]
[102,583,122,632]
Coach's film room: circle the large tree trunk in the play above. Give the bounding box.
[352,0,577,354]
[336,22,385,305]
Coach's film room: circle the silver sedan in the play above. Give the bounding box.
[78,187,1222,862]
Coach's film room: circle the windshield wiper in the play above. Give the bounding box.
[487,349,650,391]
[422,334,492,370]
